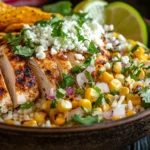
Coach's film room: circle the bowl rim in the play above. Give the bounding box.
[0,108,150,134]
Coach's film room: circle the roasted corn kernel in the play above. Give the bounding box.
[119,87,129,97]
[23,120,37,127]
[57,99,72,113]
[99,72,114,84]
[126,111,136,117]
[115,74,125,83]
[127,94,141,105]
[105,94,114,103]
[133,47,145,57]
[4,119,14,125]
[113,62,122,73]
[112,116,122,120]
[109,79,122,91]
[54,113,65,126]
[101,103,110,111]
[84,88,99,102]
[41,100,52,113]
[139,69,145,79]
[79,99,92,110]
[72,100,79,109]
[33,111,46,123]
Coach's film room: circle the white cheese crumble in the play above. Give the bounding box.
[24,15,105,59]
[104,62,111,69]
[75,54,84,60]
[122,56,129,64]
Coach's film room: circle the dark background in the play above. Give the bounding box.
[48,0,150,19]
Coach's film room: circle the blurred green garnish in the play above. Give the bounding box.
[42,1,72,15]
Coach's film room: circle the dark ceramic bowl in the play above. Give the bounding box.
[0,108,150,150]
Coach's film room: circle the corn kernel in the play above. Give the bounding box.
[139,69,145,79]
[113,32,119,38]
[33,112,46,123]
[4,119,14,125]
[54,113,65,126]
[84,88,99,103]
[126,110,136,117]
[109,79,122,91]
[93,107,102,112]
[127,94,141,105]
[119,87,129,97]
[72,100,79,109]
[57,99,72,113]
[41,100,52,113]
[112,116,122,120]
[138,54,148,61]
[79,99,92,110]
[96,64,106,72]
[115,74,125,83]
[101,103,110,111]
[49,109,59,123]
[99,72,114,84]
[23,120,37,127]
[133,47,145,57]
[113,62,122,73]
[105,94,114,103]
[112,52,121,58]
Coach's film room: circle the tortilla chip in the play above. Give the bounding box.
[0,2,15,14]
[0,6,52,31]
[4,23,33,33]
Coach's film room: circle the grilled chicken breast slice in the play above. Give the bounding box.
[0,69,12,113]
[0,45,39,108]
[53,52,72,74]
[28,51,61,98]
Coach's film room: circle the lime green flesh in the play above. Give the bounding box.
[105,2,148,45]
[74,0,107,25]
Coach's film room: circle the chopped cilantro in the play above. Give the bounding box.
[20,102,34,109]
[71,114,99,125]
[75,87,84,95]
[139,87,150,103]
[94,87,101,94]
[146,73,150,78]
[56,88,66,99]
[34,15,62,27]
[43,1,72,15]
[3,33,22,46]
[141,101,150,109]
[93,94,103,108]
[84,71,95,87]
[71,56,95,73]
[110,90,119,96]
[12,45,35,58]
[87,42,99,54]
[131,44,139,52]
[50,99,57,108]
[51,20,67,38]
[75,26,86,41]
[59,73,75,88]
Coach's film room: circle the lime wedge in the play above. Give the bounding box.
[105,2,148,45]
[73,0,108,24]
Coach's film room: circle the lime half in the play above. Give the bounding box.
[73,0,108,24]
[105,2,148,45]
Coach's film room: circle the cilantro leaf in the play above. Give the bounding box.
[139,87,150,103]
[146,73,150,78]
[93,94,103,108]
[59,73,75,88]
[50,99,57,108]
[56,88,66,99]
[75,26,85,41]
[131,44,139,52]
[110,90,119,96]
[84,71,95,87]
[13,45,35,58]
[51,20,67,38]
[141,101,150,109]
[20,102,34,109]
[3,33,22,46]
[87,42,99,54]
[43,1,72,16]
[71,56,95,73]
[71,114,99,125]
